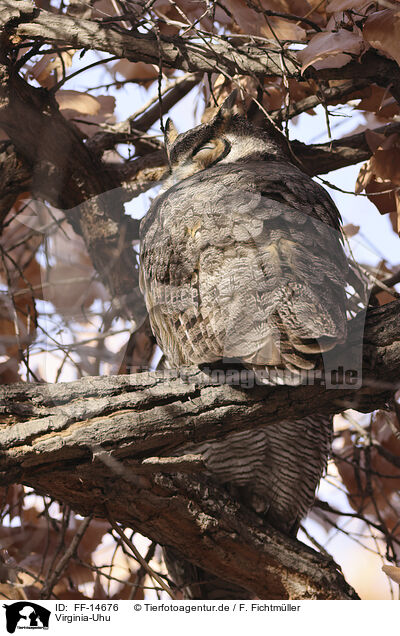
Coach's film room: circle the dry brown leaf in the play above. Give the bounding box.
[326,0,373,12]
[355,135,400,231]
[259,17,306,41]
[0,485,25,521]
[33,206,108,319]
[0,296,20,358]
[0,515,109,592]
[20,506,43,525]
[382,565,400,584]
[91,0,119,19]
[0,292,34,359]
[214,0,248,34]
[114,60,159,87]
[389,208,400,235]
[203,75,243,120]
[28,51,75,88]
[206,75,287,121]
[0,202,44,359]
[365,179,397,216]
[224,0,305,39]
[44,262,106,317]
[0,583,27,600]
[114,58,175,87]
[0,197,44,279]
[335,412,400,529]
[358,85,400,119]
[342,223,360,237]
[297,28,366,72]
[153,6,182,36]
[93,573,108,600]
[0,359,21,384]
[376,290,397,305]
[363,9,400,66]
[56,91,116,137]
[364,130,387,154]
[261,0,313,18]
[168,0,229,31]
[355,160,374,195]
[370,134,400,185]
[374,410,400,449]
[288,78,317,102]
[261,80,284,111]
[56,91,105,116]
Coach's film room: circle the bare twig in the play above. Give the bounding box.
[107,514,176,599]
[40,516,92,599]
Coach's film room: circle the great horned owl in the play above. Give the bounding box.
[139,92,348,598]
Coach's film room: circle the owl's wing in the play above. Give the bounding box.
[140,160,348,374]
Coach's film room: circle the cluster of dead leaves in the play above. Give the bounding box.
[296,2,400,74]
[0,199,108,384]
[0,196,42,383]
[335,411,400,541]
[356,131,400,235]
[21,36,115,138]
[295,2,400,233]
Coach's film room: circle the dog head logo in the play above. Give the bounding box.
[3,602,50,633]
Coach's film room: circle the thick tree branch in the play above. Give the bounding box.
[3,0,400,106]
[0,443,357,599]
[294,121,400,175]
[1,0,299,77]
[313,49,400,107]
[1,301,399,464]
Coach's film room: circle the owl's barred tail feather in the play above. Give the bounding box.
[165,415,333,599]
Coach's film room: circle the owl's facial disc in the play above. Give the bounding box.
[163,89,287,187]
[163,136,231,186]
[164,91,237,168]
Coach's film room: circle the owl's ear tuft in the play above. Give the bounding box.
[164,118,179,148]
[217,89,238,121]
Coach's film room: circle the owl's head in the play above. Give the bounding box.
[163,91,290,186]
